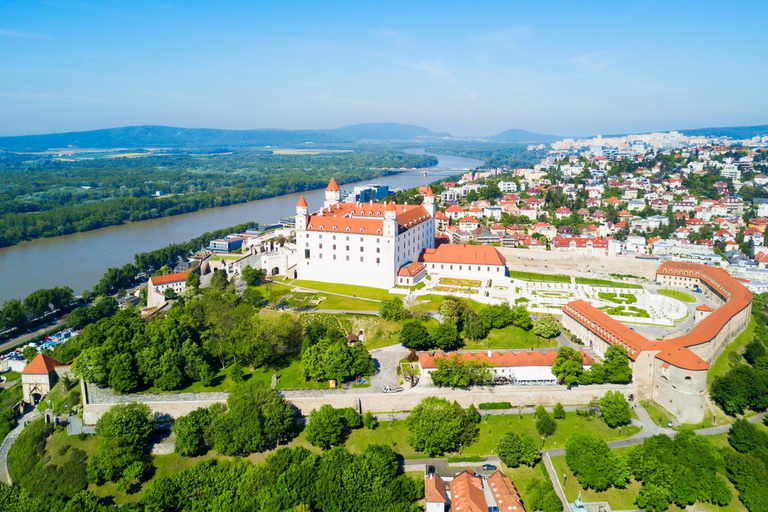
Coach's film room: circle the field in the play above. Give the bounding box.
[1,371,21,382]
[291,280,391,301]
[508,270,570,283]
[462,324,556,350]
[597,292,637,304]
[575,277,643,289]
[657,288,697,302]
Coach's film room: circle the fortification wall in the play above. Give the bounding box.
[81,383,637,425]
[497,248,659,280]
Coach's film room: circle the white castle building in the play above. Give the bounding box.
[295,178,436,289]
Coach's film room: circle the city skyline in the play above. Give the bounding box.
[1,0,767,137]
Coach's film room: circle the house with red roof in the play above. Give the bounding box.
[420,244,506,280]
[21,353,72,404]
[458,217,480,232]
[445,204,466,220]
[147,271,189,309]
[554,206,572,219]
[424,473,447,512]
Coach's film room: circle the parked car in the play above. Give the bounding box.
[427,465,435,475]
[481,464,497,471]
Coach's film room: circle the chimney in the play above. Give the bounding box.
[487,350,492,358]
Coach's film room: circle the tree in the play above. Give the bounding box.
[526,480,562,512]
[432,323,463,351]
[22,346,37,362]
[599,391,632,428]
[305,405,345,449]
[398,321,431,350]
[566,433,629,491]
[242,286,264,307]
[551,346,584,386]
[636,484,673,512]
[467,404,481,424]
[462,312,488,341]
[533,314,560,338]
[362,411,378,430]
[603,345,633,383]
[87,402,153,484]
[241,266,265,286]
[72,347,110,385]
[406,397,477,456]
[496,432,541,468]
[536,409,557,437]
[728,418,768,453]
[174,404,224,456]
[209,379,296,456]
[1,299,27,330]
[379,297,407,321]
[185,272,200,290]
[744,338,767,366]
[108,353,139,394]
[553,403,566,419]
[210,269,229,291]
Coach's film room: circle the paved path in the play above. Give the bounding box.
[0,409,41,485]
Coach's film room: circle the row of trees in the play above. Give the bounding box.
[1,286,75,332]
[300,321,375,384]
[395,298,536,353]
[725,418,768,510]
[551,345,632,386]
[0,149,436,248]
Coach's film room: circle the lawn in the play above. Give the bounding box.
[575,277,643,289]
[642,400,672,428]
[1,371,20,382]
[657,288,696,303]
[597,292,637,304]
[462,324,557,350]
[360,316,440,350]
[438,277,482,287]
[291,280,391,301]
[505,463,552,510]
[508,270,570,283]
[315,294,380,311]
[708,316,756,386]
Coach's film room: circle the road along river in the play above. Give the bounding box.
[0,152,482,302]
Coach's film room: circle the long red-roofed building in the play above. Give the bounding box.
[562,261,752,423]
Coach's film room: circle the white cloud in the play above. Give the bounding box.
[0,28,51,40]
[475,26,533,51]
[570,53,615,73]
[376,28,410,45]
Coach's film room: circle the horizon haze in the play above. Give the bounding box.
[1,0,767,137]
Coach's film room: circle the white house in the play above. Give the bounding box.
[420,244,506,281]
[295,179,435,289]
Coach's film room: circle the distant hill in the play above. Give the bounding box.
[678,124,768,139]
[488,128,561,143]
[0,122,449,151]
[328,122,447,141]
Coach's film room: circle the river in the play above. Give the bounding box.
[0,151,483,303]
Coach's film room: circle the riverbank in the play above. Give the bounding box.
[0,152,482,303]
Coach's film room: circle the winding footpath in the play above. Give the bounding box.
[0,408,41,485]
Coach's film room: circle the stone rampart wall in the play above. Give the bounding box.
[82,383,637,424]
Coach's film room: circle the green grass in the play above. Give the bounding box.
[657,288,697,302]
[361,316,440,350]
[642,400,672,428]
[597,292,637,304]
[506,463,551,510]
[508,270,570,283]
[291,280,390,301]
[708,316,756,386]
[575,277,643,289]
[2,371,20,382]
[551,454,642,509]
[462,324,557,350]
[315,295,380,311]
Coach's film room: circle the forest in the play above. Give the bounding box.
[0,148,437,247]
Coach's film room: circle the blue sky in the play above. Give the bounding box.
[1,0,767,137]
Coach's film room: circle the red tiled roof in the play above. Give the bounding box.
[420,244,506,266]
[150,271,189,286]
[419,350,593,369]
[398,261,426,277]
[297,196,308,207]
[424,474,447,503]
[22,353,63,374]
[446,205,465,213]
[450,471,487,512]
[487,470,525,512]
[563,261,753,371]
[306,202,431,234]
[326,177,340,191]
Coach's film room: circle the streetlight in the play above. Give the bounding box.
[563,473,567,486]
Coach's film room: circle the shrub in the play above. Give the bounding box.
[478,402,512,410]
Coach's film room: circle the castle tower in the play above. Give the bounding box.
[423,187,436,217]
[296,196,309,231]
[324,177,341,208]
[383,200,398,237]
